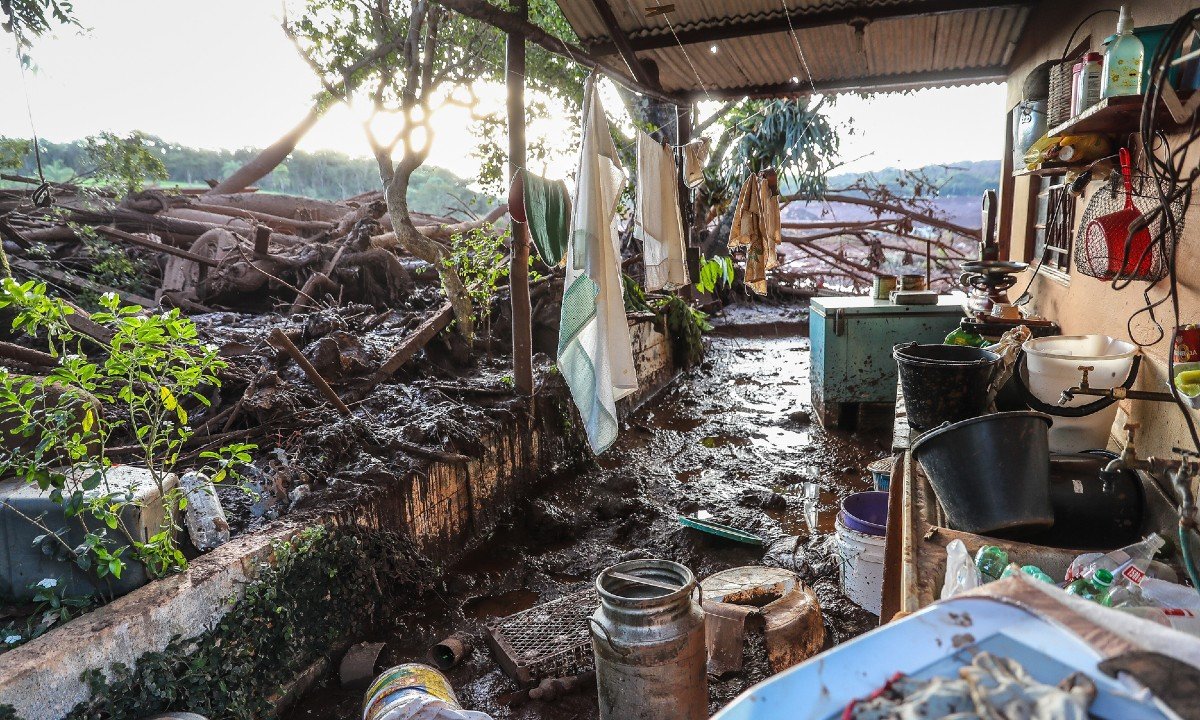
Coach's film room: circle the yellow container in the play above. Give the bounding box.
[363,664,461,720]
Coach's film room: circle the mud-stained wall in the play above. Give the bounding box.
[1004,0,1200,459]
[341,318,676,559]
[0,320,679,719]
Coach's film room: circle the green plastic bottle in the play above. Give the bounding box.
[1101,5,1144,98]
[945,327,987,347]
[1066,568,1115,602]
[975,545,1009,583]
[1002,563,1055,584]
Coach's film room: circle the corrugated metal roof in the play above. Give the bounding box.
[555,1,1032,98]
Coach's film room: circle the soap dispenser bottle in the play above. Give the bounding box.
[1102,5,1145,97]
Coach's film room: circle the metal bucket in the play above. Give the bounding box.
[363,664,463,720]
[591,559,707,720]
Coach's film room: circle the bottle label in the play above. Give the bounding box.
[1122,565,1146,585]
[1163,608,1195,618]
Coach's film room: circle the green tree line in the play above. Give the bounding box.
[1,134,493,216]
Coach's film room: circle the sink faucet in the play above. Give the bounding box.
[1061,365,1176,405]
[1104,423,1200,511]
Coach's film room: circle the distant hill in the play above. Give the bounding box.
[826,160,1002,198]
[0,135,493,217]
[781,160,1001,229]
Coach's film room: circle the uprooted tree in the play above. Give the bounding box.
[283,0,584,338]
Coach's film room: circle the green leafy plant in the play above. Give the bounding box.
[657,294,711,368]
[0,279,255,589]
[696,256,735,294]
[0,578,93,650]
[81,131,168,196]
[442,224,511,339]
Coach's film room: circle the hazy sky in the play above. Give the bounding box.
[0,1,1007,180]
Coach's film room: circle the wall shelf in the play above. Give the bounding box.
[1048,93,1186,138]
[1013,162,1075,177]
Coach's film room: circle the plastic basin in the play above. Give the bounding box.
[839,491,888,536]
[1023,335,1137,452]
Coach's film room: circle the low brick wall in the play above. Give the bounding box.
[0,318,677,719]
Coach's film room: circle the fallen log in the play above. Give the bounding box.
[10,258,157,309]
[200,193,351,223]
[369,302,454,386]
[0,341,57,368]
[95,226,219,268]
[187,202,334,235]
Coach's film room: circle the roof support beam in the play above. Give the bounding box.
[432,0,684,104]
[587,0,1033,55]
[688,66,1008,101]
[586,0,661,90]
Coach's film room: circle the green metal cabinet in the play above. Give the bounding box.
[810,296,965,428]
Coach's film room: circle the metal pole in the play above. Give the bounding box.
[507,0,534,396]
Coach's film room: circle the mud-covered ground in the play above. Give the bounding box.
[288,303,890,720]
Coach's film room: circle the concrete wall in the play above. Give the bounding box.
[1004,0,1200,458]
[0,319,678,719]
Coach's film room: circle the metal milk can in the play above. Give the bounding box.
[590,559,707,720]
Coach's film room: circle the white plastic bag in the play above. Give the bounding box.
[941,539,982,599]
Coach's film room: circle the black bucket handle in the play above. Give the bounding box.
[1011,349,1141,418]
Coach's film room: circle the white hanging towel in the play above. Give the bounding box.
[636,130,689,291]
[682,137,711,189]
[558,78,637,454]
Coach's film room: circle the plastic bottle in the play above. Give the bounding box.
[975,545,1009,583]
[1118,607,1200,637]
[1066,568,1114,602]
[1080,533,1165,586]
[1001,563,1055,584]
[1101,581,1155,609]
[1101,5,1145,98]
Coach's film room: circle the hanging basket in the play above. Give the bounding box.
[1047,60,1074,129]
[1074,159,1184,283]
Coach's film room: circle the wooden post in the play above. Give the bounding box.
[507,0,534,396]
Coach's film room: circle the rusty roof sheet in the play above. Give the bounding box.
[556,1,1032,98]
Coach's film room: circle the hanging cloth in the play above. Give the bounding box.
[519,169,572,267]
[635,130,689,291]
[728,173,782,295]
[682,137,711,189]
[557,77,637,454]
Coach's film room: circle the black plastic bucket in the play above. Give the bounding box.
[894,343,1000,430]
[911,411,1054,534]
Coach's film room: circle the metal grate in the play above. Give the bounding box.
[484,588,598,687]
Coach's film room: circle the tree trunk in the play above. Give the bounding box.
[381,169,474,339]
[206,106,323,196]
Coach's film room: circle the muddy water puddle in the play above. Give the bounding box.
[288,322,885,720]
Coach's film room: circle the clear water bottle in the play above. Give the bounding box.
[1081,533,1165,586]
[1101,5,1145,98]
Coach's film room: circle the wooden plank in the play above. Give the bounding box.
[374,302,454,380]
[586,0,661,90]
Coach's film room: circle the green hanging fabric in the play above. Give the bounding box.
[521,169,571,267]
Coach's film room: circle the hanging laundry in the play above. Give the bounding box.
[636,130,689,292]
[519,170,571,267]
[558,77,637,454]
[728,173,782,295]
[682,137,711,190]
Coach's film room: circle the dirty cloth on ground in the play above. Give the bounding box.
[845,651,1095,720]
[728,173,781,295]
[682,137,711,189]
[636,130,689,291]
[558,77,636,454]
[522,169,571,267]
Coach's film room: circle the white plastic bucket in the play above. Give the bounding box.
[1023,335,1137,453]
[835,518,886,616]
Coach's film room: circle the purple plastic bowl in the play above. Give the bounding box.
[840,491,889,536]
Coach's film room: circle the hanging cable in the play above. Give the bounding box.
[11,47,52,208]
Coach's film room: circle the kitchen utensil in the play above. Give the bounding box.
[1080,148,1155,280]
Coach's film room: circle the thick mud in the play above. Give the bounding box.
[288,314,889,720]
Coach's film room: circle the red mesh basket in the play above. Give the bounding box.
[1075,149,1181,283]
